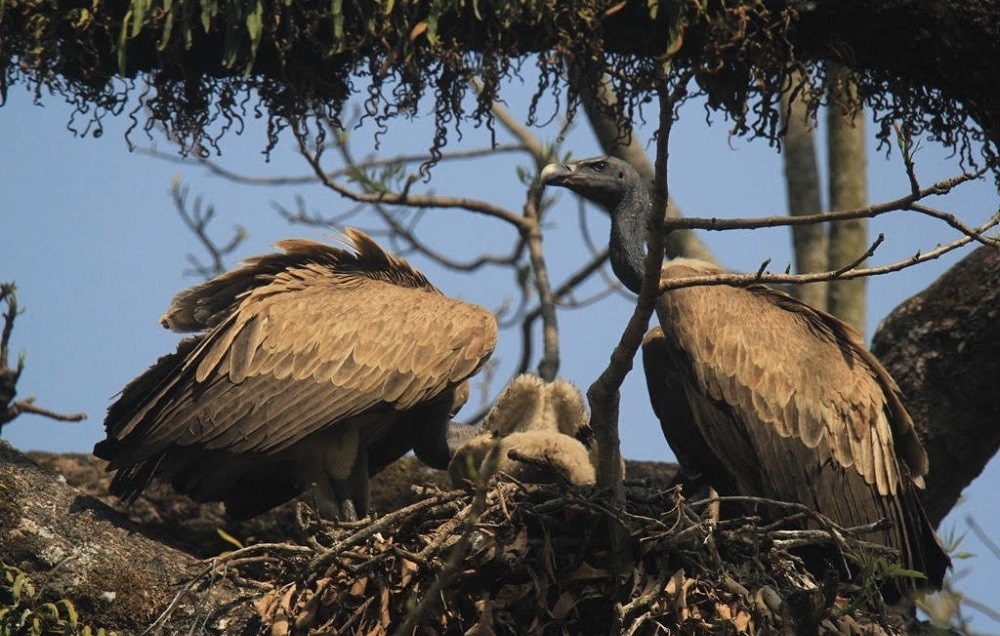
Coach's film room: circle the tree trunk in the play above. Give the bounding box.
[871,244,1000,528]
[826,64,869,337]
[780,71,828,310]
[0,442,258,634]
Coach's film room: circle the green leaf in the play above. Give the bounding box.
[216,527,244,550]
[159,0,176,50]
[200,0,216,33]
[245,0,264,72]
[12,572,33,602]
[37,602,59,621]
[130,0,149,38]
[117,8,133,70]
[56,599,77,628]
[331,0,344,50]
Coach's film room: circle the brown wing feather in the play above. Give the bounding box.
[99,230,497,509]
[649,258,947,586]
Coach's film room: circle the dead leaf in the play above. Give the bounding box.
[602,0,627,18]
[733,608,752,632]
[464,598,496,636]
[494,582,533,605]
[549,591,575,620]
[665,568,685,605]
[715,602,732,621]
[380,586,391,627]
[409,21,427,42]
[506,527,529,559]
[350,576,368,597]
[253,583,296,636]
[568,562,610,581]
[400,558,418,588]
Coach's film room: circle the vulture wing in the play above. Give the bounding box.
[644,258,947,587]
[98,230,497,514]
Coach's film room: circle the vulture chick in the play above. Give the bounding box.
[449,374,597,487]
[541,156,950,592]
[95,229,497,521]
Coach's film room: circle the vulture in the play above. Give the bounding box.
[540,155,950,591]
[448,374,598,487]
[95,229,497,521]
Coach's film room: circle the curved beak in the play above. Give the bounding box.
[540,162,576,186]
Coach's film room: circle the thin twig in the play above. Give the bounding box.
[138,144,527,187]
[661,169,986,233]
[656,210,1000,293]
[311,490,466,573]
[292,119,530,230]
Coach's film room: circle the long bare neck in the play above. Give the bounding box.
[608,179,652,294]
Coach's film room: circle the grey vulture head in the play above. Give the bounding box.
[541,155,950,593]
[95,229,497,521]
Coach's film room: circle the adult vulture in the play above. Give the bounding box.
[540,156,949,590]
[95,229,497,520]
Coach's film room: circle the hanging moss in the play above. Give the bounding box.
[0,0,997,172]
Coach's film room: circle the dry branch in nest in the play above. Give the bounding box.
[195,478,917,635]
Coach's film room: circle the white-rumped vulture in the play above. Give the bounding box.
[540,155,949,591]
[95,229,497,520]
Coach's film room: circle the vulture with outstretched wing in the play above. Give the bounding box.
[541,156,949,592]
[95,229,497,520]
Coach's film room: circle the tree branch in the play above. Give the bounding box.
[662,170,987,233]
[655,210,1000,293]
[292,120,531,231]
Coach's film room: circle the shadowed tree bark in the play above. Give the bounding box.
[872,244,1000,528]
[779,71,828,310]
[826,64,870,337]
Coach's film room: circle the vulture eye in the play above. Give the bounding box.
[592,160,608,172]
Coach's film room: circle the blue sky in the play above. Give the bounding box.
[2,79,998,628]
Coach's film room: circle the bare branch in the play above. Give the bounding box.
[1,398,87,425]
[171,180,247,278]
[662,170,986,233]
[779,68,828,310]
[138,144,526,188]
[656,211,1000,293]
[587,73,690,499]
[521,185,560,381]
[908,203,1000,249]
[0,283,17,372]
[472,77,552,166]
[0,285,87,430]
[292,120,531,231]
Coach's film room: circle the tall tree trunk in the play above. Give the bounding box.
[780,71,828,310]
[826,64,869,337]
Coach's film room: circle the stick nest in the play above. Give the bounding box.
[224,477,912,635]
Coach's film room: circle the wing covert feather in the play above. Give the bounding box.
[103,230,498,467]
[655,260,925,500]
